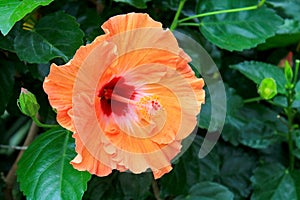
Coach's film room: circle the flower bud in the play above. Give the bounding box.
[258,78,277,100]
[284,61,293,84]
[17,88,40,117]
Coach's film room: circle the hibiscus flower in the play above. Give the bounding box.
[43,13,205,179]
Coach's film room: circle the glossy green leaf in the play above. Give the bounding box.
[221,87,244,146]
[0,0,54,35]
[216,143,257,199]
[17,128,91,200]
[113,0,151,9]
[14,11,84,63]
[251,163,297,200]
[174,182,234,200]
[223,87,285,148]
[258,19,300,50]
[0,60,15,115]
[225,103,285,149]
[196,0,256,12]
[268,0,300,22]
[230,61,286,94]
[221,88,286,149]
[199,6,283,51]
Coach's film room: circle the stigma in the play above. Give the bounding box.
[136,95,163,121]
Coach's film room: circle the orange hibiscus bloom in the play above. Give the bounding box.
[43,13,205,179]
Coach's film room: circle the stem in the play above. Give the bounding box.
[152,178,161,200]
[277,115,289,127]
[32,116,60,129]
[178,22,201,27]
[293,59,299,85]
[285,87,295,170]
[178,0,266,23]
[169,0,187,31]
[0,144,27,150]
[3,120,39,200]
[243,96,262,104]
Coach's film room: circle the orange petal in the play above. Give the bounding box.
[43,63,77,131]
[71,132,112,176]
[153,165,173,179]
[102,13,162,36]
[43,35,108,131]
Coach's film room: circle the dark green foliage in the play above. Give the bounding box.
[1,0,300,199]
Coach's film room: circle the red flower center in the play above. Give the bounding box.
[98,76,136,116]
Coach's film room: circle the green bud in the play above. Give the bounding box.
[17,88,40,117]
[258,78,278,100]
[284,61,293,84]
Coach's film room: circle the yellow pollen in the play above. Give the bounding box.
[136,95,163,121]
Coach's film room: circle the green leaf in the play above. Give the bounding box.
[28,63,51,81]
[251,163,297,200]
[76,8,103,43]
[258,19,300,50]
[0,32,14,51]
[224,103,286,149]
[162,0,198,16]
[160,136,202,197]
[198,6,283,51]
[83,172,152,200]
[221,86,244,146]
[0,0,54,36]
[268,0,300,22]
[14,11,84,64]
[113,0,151,9]
[174,182,234,200]
[0,60,15,115]
[291,170,300,199]
[222,87,285,148]
[216,143,257,199]
[196,0,256,12]
[198,88,210,129]
[230,61,286,94]
[83,173,123,200]
[199,145,220,182]
[293,130,300,159]
[17,128,91,200]
[161,134,256,199]
[295,81,300,100]
[118,173,152,199]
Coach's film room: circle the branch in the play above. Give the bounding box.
[152,178,162,200]
[3,120,39,200]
